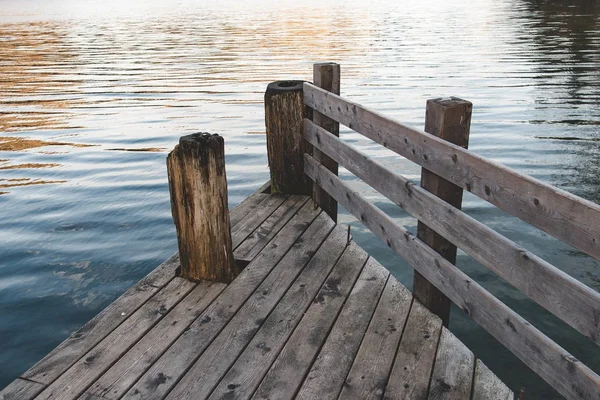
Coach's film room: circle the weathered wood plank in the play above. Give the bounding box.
[384,301,442,400]
[0,379,45,400]
[232,194,288,249]
[210,239,367,400]
[83,281,226,400]
[312,62,340,222]
[166,220,342,400]
[120,203,325,400]
[428,328,475,400]
[304,82,600,262]
[23,254,179,385]
[252,249,370,400]
[304,154,600,400]
[472,360,513,400]
[305,119,600,345]
[234,195,308,262]
[295,260,389,400]
[34,278,196,400]
[339,276,413,400]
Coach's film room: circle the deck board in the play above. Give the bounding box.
[3,190,513,400]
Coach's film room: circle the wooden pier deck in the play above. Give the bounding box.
[1,187,512,400]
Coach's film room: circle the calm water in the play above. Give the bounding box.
[1,0,599,397]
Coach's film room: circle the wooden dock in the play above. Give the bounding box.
[0,187,512,400]
[2,62,599,399]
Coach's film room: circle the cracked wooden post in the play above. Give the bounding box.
[312,62,341,222]
[167,132,239,283]
[413,97,472,326]
[265,80,311,195]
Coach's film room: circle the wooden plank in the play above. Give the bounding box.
[166,220,343,400]
[210,239,368,400]
[295,260,389,400]
[304,153,600,400]
[339,276,413,400]
[252,249,371,400]
[234,195,308,262]
[83,281,226,400]
[120,204,326,400]
[312,62,341,222]
[0,379,45,400]
[34,277,197,400]
[384,301,442,400]
[305,119,600,345]
[232,194,288,249]
[230,181,270,228]
[303,82,600,262]
[428,328,475,400]
[23,253,179,385]
[472,360,513,400]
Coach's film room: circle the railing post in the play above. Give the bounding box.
[413,97,472,326]
[312,62,341,222]
[264,80,311,195]
[167,132,239,283]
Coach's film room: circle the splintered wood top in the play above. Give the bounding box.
[1,184,512,400]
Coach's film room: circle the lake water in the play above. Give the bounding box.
[1,0,599,397]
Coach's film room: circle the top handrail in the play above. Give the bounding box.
[303,82,600,262]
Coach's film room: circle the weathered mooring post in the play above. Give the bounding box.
[413,97,472,326]
[167,132,239,283]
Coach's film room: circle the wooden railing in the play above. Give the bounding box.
[263,63,600,400]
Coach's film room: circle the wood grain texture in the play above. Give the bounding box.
[210,238,366,400]
[83,281,226,400]
[384,301,442,400]
[34,278,196,400]
[339,276,413,400]
[312,62,340,222]
[22,253,179,385]
[304,119,600,345]
[303,82,600,262]
[234,195,308,262]
[231,193,269,228]
[166,218,340,400]
[414,97,471,326]
[265,81,310,195]
[0,379,45,400]
[295,259,389,400]
[252,248,370,400]
[120,204,324,400]
[472,360,513,400]
[428,328,475,400]
[304,154,600,400]
[167,133,238,283]
[232,194,288,249]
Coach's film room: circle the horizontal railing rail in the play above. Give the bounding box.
[300,81,600,400]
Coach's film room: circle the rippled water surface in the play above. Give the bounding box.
[1,0,599,397]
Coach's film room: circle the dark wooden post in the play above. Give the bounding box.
[413,97,472,326]
[312,62,341,222]
[264,80,311,195]
[167,132,239,283]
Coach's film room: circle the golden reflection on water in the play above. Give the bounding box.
[0,137,93,151]
[0,163,60,170]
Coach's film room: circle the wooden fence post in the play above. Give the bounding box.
[167,132,239,283]
[413,97,472,326]
[265,80,311,195]
[312,62,341,222]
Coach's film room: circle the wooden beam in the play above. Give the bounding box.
[304,154,600,400]
[167,132,239,283]
[304,119,600,346]
[265,80,310,195]
[303,82,600,262]
[312,62,340,222]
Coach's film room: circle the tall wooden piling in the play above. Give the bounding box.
[312,63,341,222]
[413,97,472,326]
[265,80,310,195]
[167,132,239,283]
